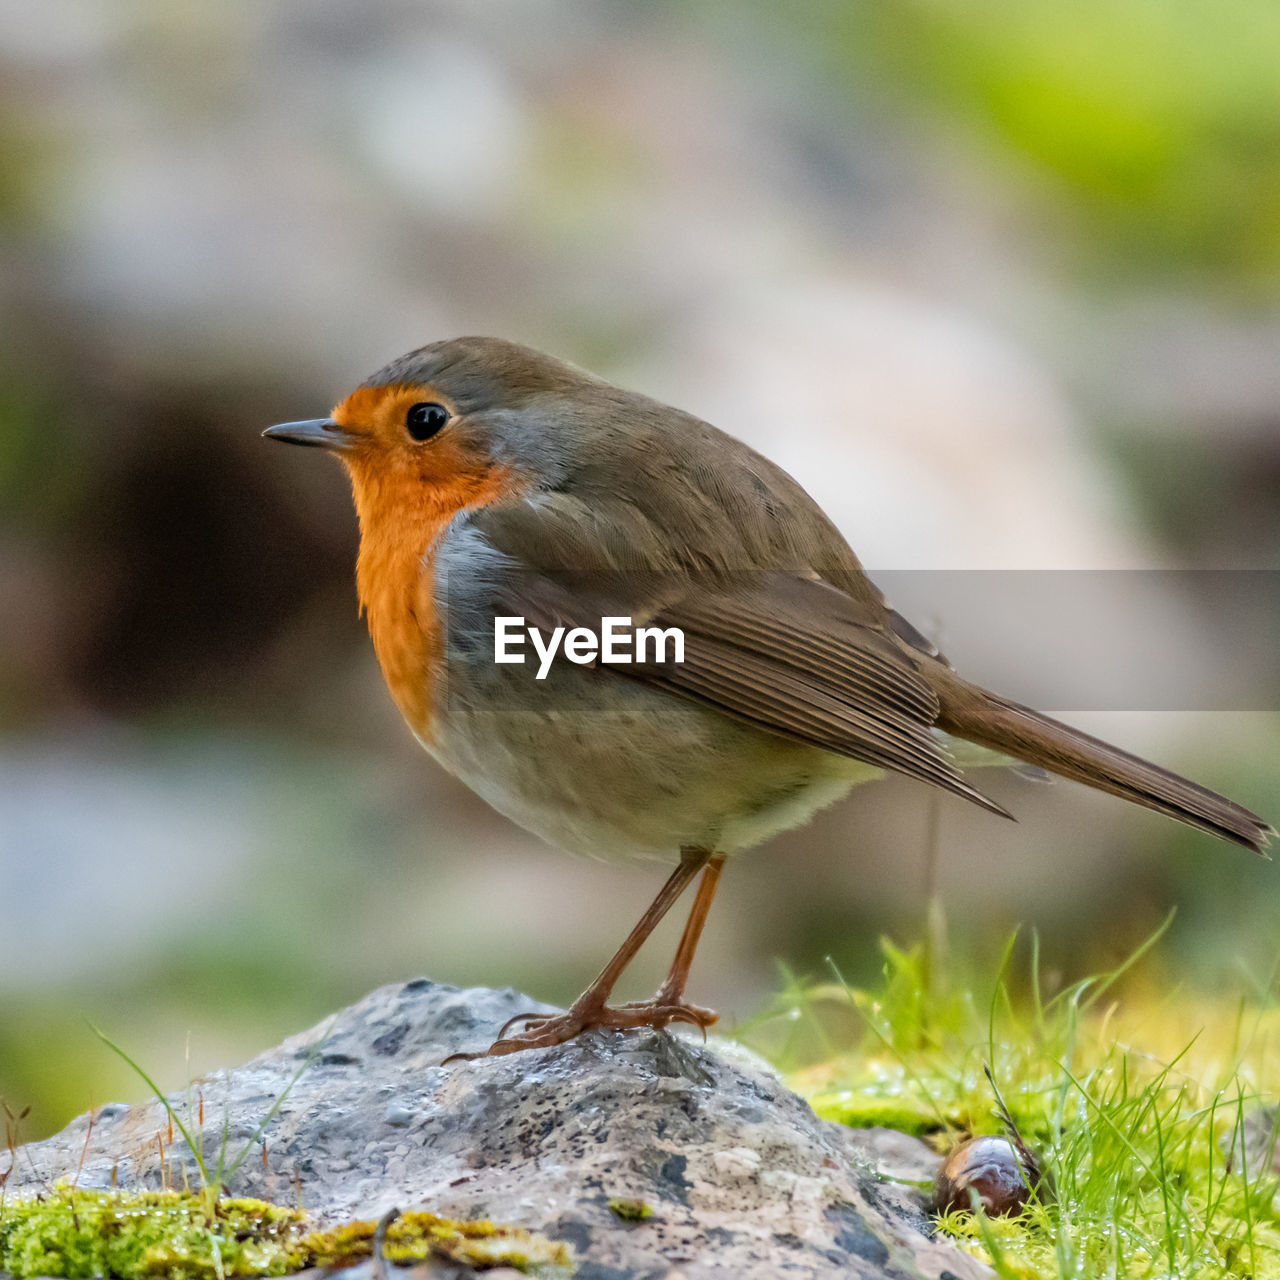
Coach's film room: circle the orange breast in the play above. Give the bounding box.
[346,460,523,743]
[358,522,442,740]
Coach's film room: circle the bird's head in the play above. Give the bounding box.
[264,336,595,529]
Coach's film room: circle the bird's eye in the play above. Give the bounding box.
[406,401,450,442]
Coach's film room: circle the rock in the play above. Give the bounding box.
[843,1127,946,1187]
[4,981,987,1279]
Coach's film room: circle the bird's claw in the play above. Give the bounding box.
[495,1008,556,1040]
[442,997,719,1062]
[616,997,718,1038]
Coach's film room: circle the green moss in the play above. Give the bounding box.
[0,1187,305,1279]
[300,1210,574,1275]
[806,1088,957,1136]
[0,1189,575,1278]
[606,1198,653,1223]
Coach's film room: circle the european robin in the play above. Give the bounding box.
[264,336,1272,1058]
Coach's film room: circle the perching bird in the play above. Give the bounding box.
[264,336,1272,1057]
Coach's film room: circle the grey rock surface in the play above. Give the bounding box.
[6,981,988,1279]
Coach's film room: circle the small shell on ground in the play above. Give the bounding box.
[932,1134,1040,1217]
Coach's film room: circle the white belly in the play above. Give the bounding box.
[425,668,879,863]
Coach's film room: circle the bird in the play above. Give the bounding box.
[264,335,1272,1058]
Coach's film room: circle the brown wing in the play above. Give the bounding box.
[464,495,1009,817]
[633,574,1010,816]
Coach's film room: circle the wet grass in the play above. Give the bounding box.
[748,916,1280,1278]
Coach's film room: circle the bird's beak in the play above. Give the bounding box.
[262,418,358,451]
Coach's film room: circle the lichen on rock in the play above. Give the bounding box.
[300,1210,573,1275]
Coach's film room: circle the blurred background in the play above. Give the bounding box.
[1,0,1277,1142]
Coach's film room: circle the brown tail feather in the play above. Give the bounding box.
[931,671,1274,855]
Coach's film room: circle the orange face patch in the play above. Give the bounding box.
[331,383,455,437]
[332,381,499,512]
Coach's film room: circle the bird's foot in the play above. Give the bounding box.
[444,995,718,1062]
[613,996,718,1035]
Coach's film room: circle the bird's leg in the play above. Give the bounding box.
[618,853,725,1032]
[452,847,715,1060]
